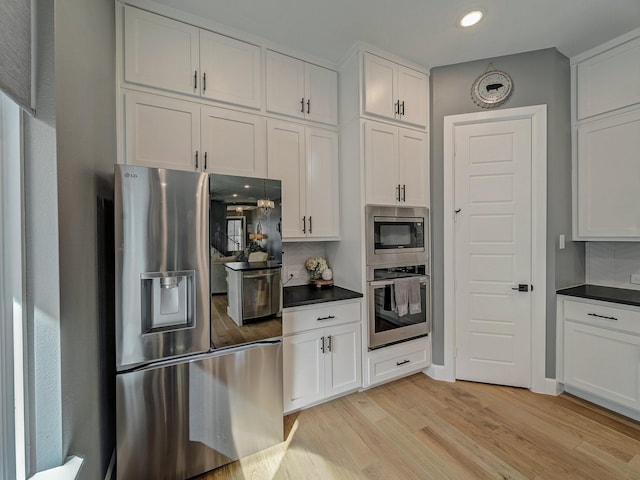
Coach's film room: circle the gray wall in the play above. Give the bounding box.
[430,48,584,378]
[23,0,62,472]
[55,0,116,478]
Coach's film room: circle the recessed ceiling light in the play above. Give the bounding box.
[459,10,484,28]
[244,184,250,189]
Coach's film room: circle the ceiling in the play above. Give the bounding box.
[150,0,640,68]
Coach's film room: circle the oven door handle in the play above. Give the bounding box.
[368,276,429,287]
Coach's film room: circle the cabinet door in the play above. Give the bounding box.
[398,128,429,207]
[124,6,199,96]
[576,109,640,238]
[305,63,338,125]
[577,38,640,120]
[364,121,399,205]
[325,323,361,398]
[267,120,305,238]
[397,65,428,128]
[305,128,340,238]
[564,320,640,411]
[201,107,266,177]
[363,53,397,121]
[124,90,200,171]
[266,50,305,120]
[283,331,325,413]
[199,30,261,109]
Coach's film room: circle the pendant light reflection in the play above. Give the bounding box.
[258,179,274,215]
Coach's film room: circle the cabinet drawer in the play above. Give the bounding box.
[283,300,361,335]
[367,338,431,387]
[563,298,640,335]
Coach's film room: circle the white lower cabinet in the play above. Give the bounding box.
[366,337,431,387]
[283,300,362,413]
[558,296,640,415]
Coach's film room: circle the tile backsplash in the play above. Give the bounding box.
[586,242,640,290]
[282,242,328,286]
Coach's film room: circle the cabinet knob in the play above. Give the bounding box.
[327,335,332,352]
[204,152,208,170]
[203,72,207,92]
[195,151,199,169]
[194,70,198,90]
[401,100,405,116]
[301,97,305,113]
[320,336,325,353]
[307,99,310,114]
[302,216,306,234]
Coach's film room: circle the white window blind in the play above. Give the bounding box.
[0,0,33,113]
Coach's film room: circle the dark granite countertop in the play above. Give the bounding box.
[283,285,363,308]
[224,261,282,271]
[557,284,640,308]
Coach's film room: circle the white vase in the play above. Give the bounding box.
[321,269,333,281]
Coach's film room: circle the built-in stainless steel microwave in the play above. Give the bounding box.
[365,206,429,267]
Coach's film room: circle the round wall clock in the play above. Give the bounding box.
[471,70,513,108]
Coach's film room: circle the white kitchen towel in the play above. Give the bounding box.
[393,277,410,317]
[408,277,422,315]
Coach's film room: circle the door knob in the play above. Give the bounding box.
[512,284,530,292]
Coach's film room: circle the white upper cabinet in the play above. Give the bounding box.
[576,109,640,238]
[199,30,262,109]
[123,6,262,109]
[266,50,338,126]
[124,6,199,96]
[123,90,266,177]
[201,106,266,177]
[364,120,429,207]
[576,36,640,120]
[124,90,200,171]
[267,119,339,240]
[363,52,428,128]
[572,29,640,240]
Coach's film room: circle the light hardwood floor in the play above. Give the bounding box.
[195,374,640,479]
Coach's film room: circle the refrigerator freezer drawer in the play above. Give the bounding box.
[116,342,283,480]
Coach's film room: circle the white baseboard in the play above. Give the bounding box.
[564,385,640,422]
[424,364,455,382]
[29,456,83,480]
[532,378,562,396]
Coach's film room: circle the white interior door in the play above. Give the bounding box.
[454,117,532,388]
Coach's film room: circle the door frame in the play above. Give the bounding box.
[438,105,549,394]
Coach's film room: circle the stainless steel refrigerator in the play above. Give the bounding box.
[115,165,283,480]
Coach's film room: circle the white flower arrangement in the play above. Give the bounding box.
[305,256,328,279]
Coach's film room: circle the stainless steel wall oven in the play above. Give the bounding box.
[365,206,430,349]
